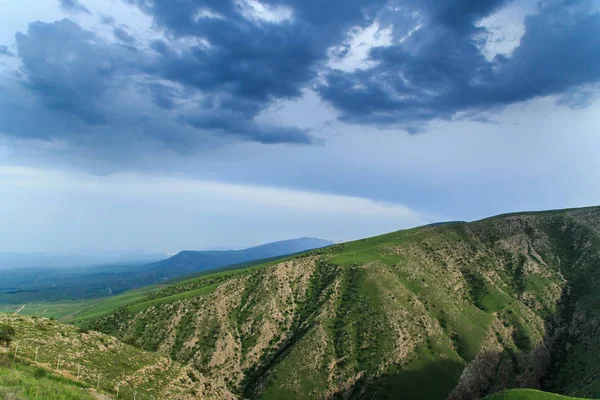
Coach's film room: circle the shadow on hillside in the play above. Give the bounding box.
[539,277,582,393]
[336,358,466,400]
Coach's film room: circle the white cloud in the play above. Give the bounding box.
[194,8,225,21]
[328,22,393,72]
[236,0,294,24]
[476,0,539,61]
[0,166,427,252]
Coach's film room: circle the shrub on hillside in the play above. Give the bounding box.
[0,324,16,347]
[33,368,47,379]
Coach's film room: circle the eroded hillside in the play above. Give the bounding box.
[0,314,236,399]
[84,206,600,400]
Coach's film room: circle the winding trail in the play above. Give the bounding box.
[15,304,25,314]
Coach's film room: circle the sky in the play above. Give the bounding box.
[0,0,599,253]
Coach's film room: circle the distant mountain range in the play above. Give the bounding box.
[0,237,334,303]
[144,237,334,278]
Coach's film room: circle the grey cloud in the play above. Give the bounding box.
[2,18,313,148]
[0,45,15,57]
[15,19,140,124]
[318,0,600,128]
[113,27,136,44]
[59,0,91,15]
[2,0,600,159]
[100,15,115,25]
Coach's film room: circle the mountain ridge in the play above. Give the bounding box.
[80,205,600,399]
[135,237,334,279]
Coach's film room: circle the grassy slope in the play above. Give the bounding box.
[0,301,94,321]
[69,255,299,324]
[0,255,296,325]
[0,356,94,400]
[0,314,234,400]
[483,389,593,399]
[67,284,164,323]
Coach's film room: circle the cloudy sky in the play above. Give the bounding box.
[0,0,599,253]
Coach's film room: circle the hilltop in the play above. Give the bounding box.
[0,313,235,399]
[79,206,600,399]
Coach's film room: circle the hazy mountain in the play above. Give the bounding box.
[0,237,333,303]
[143,237,334,278]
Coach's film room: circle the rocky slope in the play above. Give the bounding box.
[84,206,600,399]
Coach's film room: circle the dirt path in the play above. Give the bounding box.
[15,305,25,314]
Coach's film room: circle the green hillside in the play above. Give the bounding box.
[0,356,94,400]
[0,314,235,399]
[79,206,600,399]
[0,255,297,323]
[0,300,96,321]
[483,389,592,399]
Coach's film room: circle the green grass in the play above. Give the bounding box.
[0,356,94,400]
[364,344,465,400]
[67,284,164,323]
[0,285,166,325]
[483,389,595,400]
[0,301,96,321]
[0,313,231,399]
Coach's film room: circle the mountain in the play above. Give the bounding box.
[0,313,234,399]
[0,238,333,304]
[142,237,334,278]
[81,206,600,399]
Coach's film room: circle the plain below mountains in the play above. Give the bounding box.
[0,237,333,304]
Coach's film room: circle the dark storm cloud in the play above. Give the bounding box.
[2,17,316,146]
[130,0,386,120]
[58,0,91,15]
[185,113,312,144]
[146,83,178,110]
[14,19,140,125]
[2,0,387,148]
[2,0,599,153]
[318,0,600,127]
